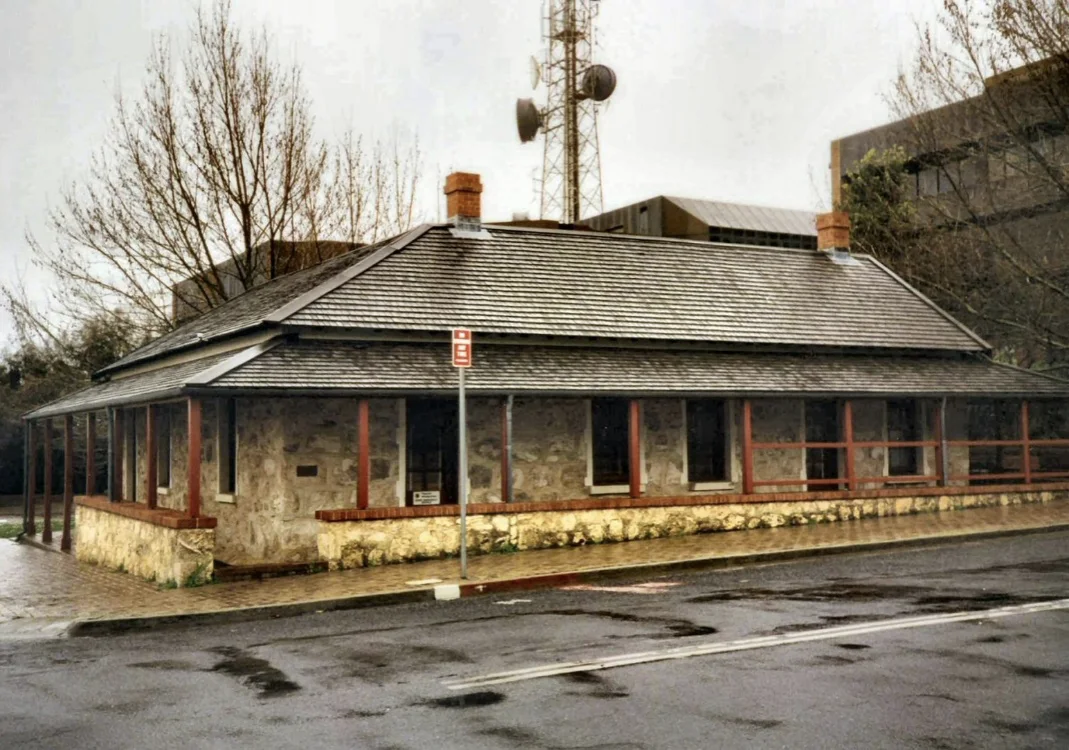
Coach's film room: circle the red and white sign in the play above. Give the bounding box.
[452,328,472,368]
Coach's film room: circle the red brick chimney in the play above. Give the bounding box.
[444,172,482,229]
[816,211,851,252]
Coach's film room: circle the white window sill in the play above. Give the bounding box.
[689,481,734,492]
[216,493,236,505]
[157,487,170,496]
[589,484,645,496]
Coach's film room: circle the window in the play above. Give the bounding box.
[126,410,137,502]
[158,407,171,488]
[805,400,840,487]
[1026,400,1069,474]
[967,399,1021,481]
[686,399,728,483]
[406,399,458,505]
[591,398,630,486]
[218,398,237,494]
[637,206,649,234]
[887,399,920,476]
[918,167,939,196]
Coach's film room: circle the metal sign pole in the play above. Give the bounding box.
[458,366,468,579]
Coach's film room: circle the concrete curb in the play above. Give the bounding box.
[66,521,1069,638]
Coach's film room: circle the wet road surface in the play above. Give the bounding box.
[0,530,1066,749]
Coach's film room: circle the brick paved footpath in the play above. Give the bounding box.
[1,501,1067,632]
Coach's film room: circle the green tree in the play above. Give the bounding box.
[0,313,137,496]
[838,147,918,265]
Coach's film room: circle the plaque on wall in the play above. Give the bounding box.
[412,490,441,506]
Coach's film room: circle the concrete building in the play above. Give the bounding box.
[584,196,817,250]
[171,240,362,325]
[830,59,1068,258]
[23,174,1069,586]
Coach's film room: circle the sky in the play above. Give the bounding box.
[0,0,942,347]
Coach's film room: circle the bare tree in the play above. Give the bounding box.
[5,0,421,342]
[877,0,1069,368]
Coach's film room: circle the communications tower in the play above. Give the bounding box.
[515,0,616,224]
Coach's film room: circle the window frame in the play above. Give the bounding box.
[157,406,171,490]
[588,398,633,491]
[217,397,238,497]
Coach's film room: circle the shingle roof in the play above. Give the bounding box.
[25,350,237,420]
[281,225,986,352]
[97,237,395,375]
[664,196,817,236]
[208,341,1069,397]
[28,339,1068,419]
[95,221,987,380]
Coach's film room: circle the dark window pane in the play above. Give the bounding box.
[887,399,919,476]
[968,399,1022,480]
[406,399,458,504]
[158,408,171,488]
[592,398,630,486]
[687,399,727,483]
[805,400,840,484]
[222,398,237,494]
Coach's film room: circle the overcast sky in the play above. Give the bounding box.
[0,0,941,346]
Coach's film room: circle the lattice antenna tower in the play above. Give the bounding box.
[515,0,616,224]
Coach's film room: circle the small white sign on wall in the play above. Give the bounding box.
[412,490,442,506]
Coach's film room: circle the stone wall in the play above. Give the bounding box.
[117,393,1028,566]
[644,399,689,495]
[510,398,588,502]
[75,504,214,586]
[467,398,505,504]
[318,487,1064,569]
[752,399,804,492]
[206,397,403,564]
[853,399,886,488]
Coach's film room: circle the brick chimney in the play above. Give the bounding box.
[816,211,850,252]
[444,172,483,231]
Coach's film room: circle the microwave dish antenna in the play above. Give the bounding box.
[513,0,616,224]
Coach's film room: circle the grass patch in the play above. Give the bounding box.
[0,520,69,540]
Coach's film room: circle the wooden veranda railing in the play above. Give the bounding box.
[740,399,1069,494]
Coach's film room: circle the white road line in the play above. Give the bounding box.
[443,598,1069,690]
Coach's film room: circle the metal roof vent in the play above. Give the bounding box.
[826,247,861,266]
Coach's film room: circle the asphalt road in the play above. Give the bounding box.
[1,531,1067,750]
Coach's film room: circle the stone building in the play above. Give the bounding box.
[23,173,1069,585]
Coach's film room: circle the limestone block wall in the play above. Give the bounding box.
[511,398,588,502]
[75,505,214,586]
[203,397,403,565]
[117,393,998,566]
[317,487,1065,569]
[853,399,886,487]
[467,398,504,504]
[752,399,804,492]
[945,399,971,485]
[644,399,689,495]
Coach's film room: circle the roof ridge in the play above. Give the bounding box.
[484,222,824,256]
[265,224,435,324]
[663,194,818,216]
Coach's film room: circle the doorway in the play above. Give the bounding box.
[406,398,459,505]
